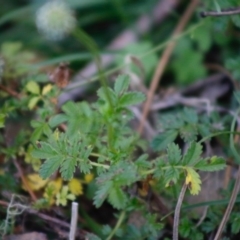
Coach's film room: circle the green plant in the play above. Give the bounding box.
[2,1,240,239]
[29,74,226,239]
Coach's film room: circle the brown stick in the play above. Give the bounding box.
[201,7,240,17]
[214,124,240,240]
[12,159,37,202]
[173,183,188,240]
[137,0,200,134]
[0,85,21,99]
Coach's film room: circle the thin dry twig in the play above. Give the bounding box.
[201,7,240,17]
[0,199,75,231]
[173,183,188,240]
[138,0,200,134]
[0,85,21,99]
[12,159,37,202]
[214,124,240,240]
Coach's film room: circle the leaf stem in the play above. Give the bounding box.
[141,166,185,176]
[106,211,126,240]
[90,152,109,160]
[72,27,114,150]
[89,160,110,169]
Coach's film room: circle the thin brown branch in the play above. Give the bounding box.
[137,0,199,134]
[0,84,21,99]
[201,7,240,17]
[12,159,37,202]
[214,125,240,240]
[173,183,188,240]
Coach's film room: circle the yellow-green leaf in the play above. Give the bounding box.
[26,81,40,95]
[28,96,40,110]
[42,84,53,95]
[185,167,201,195]
[22,173,48,191]
[68,178,83,196]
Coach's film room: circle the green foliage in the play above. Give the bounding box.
[32,132,93,179]
[1,1,240,238]
[179,217,204,240]
[153,142,225,195]
[151,107,221,151]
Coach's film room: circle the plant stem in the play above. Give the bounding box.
[89,160,110,169]
[72,28,114,150]
[90,152,109,160]
[173,183,188,240]
[106,211,126,240]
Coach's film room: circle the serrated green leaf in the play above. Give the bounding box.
[39,156,63,179]
[164,167,180,186]
[119,92,145,107]
[28,96,40,110]
[180,124,198,142]
[182,142,202,165]
[78,159,92,174]
[198,123,211,137]
[108,187,127,210]
[167,143,182,165]
[143,213,163,237]
[32,132,92,180]
[94,181,113,208]
[49,114,68,128]
[159,113,184,130]
[114,75,130,95]
[135,154,151,169]
[151,130,178,151]
[60,156,77,180]
[26,81,40,95]
[62,101,77,115]
[195,156,226,171]
[182,108,198,124]
[30,126,44,142]
[31,142,58,159]
[97,87,117,105]
[112,162,138,186]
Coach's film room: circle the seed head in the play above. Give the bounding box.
[36,0,76,41]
